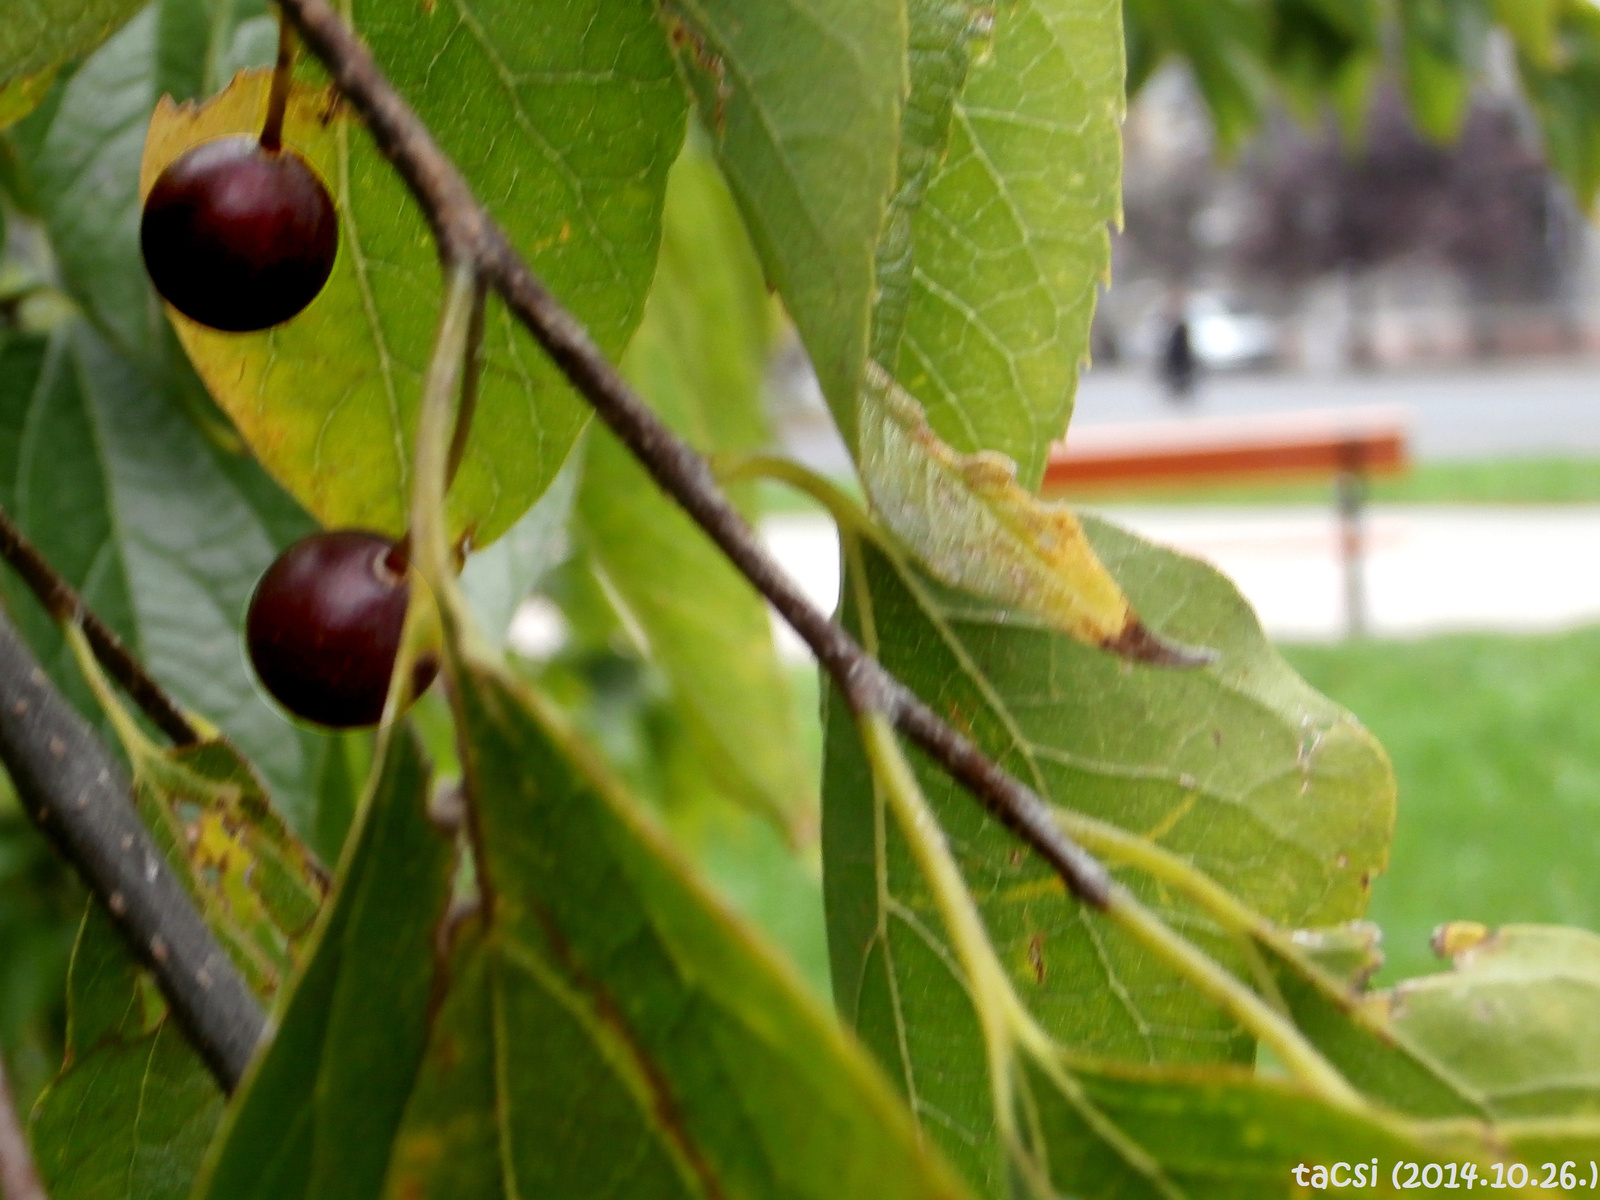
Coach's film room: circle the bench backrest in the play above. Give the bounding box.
[1042,405,1409,493]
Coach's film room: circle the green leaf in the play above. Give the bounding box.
[1395,0,1489,142]
[576,141,812,841]
[0,68,58,131]
[1255,930,1488,1121]
[0,321,354,847]
[850,3,1155,663]
[0,0,145,90]
[1266,0,1382,131]
[661,0,906,449]
[1123,0,1269,153]
[823,515,1394,1191]
[191,724,455,1200]
[0,790,78,1112]
[619,139,775,457]
[378,926,502,1200]
[396,652,973,1200]
[1515,2,1600,211]
[1373,924,1600,1120]
[1493,0,1560,68]
[144,0,688,547]
[29,908,223,1200]
[1030,1056,1477,1198]
[873,0,1124,486]
[1282,630,1600,984]
[31,732,327,1200]
[580,431,815,838]
[28,5,175,370]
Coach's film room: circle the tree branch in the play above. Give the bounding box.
[0,1049,47,1200]
[0,504,199,748]
[0,606,263,1092]
[277,0,1113,908]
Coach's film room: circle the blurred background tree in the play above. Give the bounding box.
[1104,0,1600,372]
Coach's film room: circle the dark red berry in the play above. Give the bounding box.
[246,531,437,729]
[141,134,338,332]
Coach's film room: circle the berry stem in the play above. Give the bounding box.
[411,262,479,607]
[261,5,295,152]
[442,278,487,495]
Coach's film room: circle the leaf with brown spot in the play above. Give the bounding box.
[824,515,1396,1192]
[31,737,330,1200]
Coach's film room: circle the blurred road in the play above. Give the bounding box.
[778,359,1600,473]
[754,505,1600,656]
[509,507,1600,659]
[1075,361,1600,460]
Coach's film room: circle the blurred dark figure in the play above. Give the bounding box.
[1160,316,1198,401]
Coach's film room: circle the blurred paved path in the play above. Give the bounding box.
[1075,362,1600,460]
[778,360,1600,474]
[755,506,1600,656]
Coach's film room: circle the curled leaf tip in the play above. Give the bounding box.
[861,367,1146,652]
[1101,619,1217,669]
[1430,920,1492,963]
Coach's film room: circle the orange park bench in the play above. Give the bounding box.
[1041,406,1411,637]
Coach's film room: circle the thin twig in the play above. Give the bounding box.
[277,0,1114,907]
[0,607,263,1092]
[0,1050,47,1200]
[0,504,199,747]
[259,5,294,152]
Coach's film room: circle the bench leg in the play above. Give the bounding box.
[1336,470,1367,639]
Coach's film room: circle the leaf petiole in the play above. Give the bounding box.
[712,452,882,544]
[261,5,295,152]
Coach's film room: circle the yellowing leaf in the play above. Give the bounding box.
[141,24,684,545]
[32,738,327,1200]
[0,65,56,129]
[0,0,143,91]
[141,71,413,536]
[132,738,326,995]
[858,365,1203,664]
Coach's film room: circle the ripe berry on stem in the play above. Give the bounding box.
[246,531,437,729]
[141,134,338,332]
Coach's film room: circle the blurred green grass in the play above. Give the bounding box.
[1055,456,1600,507]
[1285,628,1600,982]
[756,457,1600,513]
